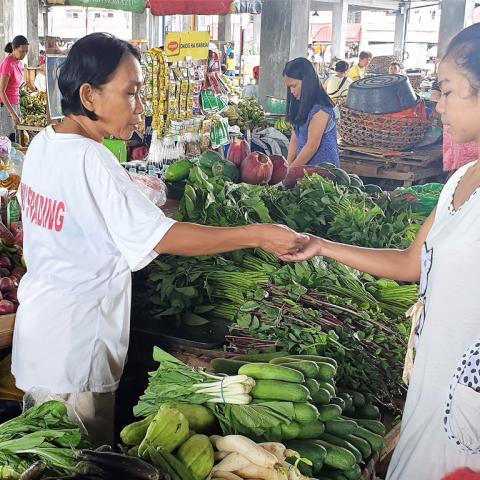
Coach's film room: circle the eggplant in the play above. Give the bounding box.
[19,462,46,480]
[79,450,159,480]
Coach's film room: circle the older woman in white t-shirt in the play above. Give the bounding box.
[11,32,308,445]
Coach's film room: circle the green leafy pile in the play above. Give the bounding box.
[0,400,88,478]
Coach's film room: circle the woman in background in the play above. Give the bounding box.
[0,35,29,140]
[284,57,340,168]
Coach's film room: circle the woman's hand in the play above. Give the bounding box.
[13,112,23,125]
[278,234,325,262]
[256,224,310,258]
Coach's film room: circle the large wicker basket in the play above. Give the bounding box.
[338,106,430,151]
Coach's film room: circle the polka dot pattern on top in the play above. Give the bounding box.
[444,340,480,453]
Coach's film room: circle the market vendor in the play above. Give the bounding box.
[11,32,309,446]
[282,23,480,480]
[283,57,340,168]
[0,36,28,141]
[347,51,372,82]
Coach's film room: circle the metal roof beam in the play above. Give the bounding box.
[311,0,401,11]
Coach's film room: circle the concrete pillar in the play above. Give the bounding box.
[132,12,148,41]
[26,0,39,66]
[258,0,310,106]
[438,0,475,58]
[148,10,161,47]
[2,0,15,53]
[331,0,349,60]
[393,8,407,60]
[253,13,261,55]
[218,14,232,42]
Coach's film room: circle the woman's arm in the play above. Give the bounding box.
[280,209,436,282]
[0,75,21,124]
[289,111,329,168]
[286,130,298,165]
[155,222,309,258]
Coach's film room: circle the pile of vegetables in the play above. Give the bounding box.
[19,90,47,127]
[126,348,387,480]
[233,98,268,132]
[0,244,26,315]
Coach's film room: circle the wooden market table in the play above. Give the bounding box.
[340,143,444,187]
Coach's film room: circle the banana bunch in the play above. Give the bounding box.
[274,118,293,135]
[224,105,240,126]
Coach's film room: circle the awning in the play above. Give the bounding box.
[312,23,362,43]
[46,0,146,13]
[147,0,232,15]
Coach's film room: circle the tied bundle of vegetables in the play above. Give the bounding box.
[134,348,255,418]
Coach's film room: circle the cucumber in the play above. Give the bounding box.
[312,440,357,471]
[293,403,319,424]
[312,388,332,405]
[342,434,371,460]
[317,362,337,382]
[338,390,366,409]
[331,167,351,187]
[318,404,342,421]
[330,397,346,411]
[284,354,338,368]
[211,358,247,375]
[343,464,362,480]
[239,363,305,383]
[270,357,299,365]
[354,404,381,420]
[165,159,193,182]
[281,421,301,440]
[251,379,310,402]
[318,433,362,464]
[324,419,358,437]
[235,351,289,362]
[286,440,327,475]
[279,360,319,379]
[337,393,353,411]
[296,420,325,439]
[199,149,222,169]
[353,426,384,452]
[319,381,336,397]
[343,405,356,417]
[305,378,320,396]
[350,419,386,436]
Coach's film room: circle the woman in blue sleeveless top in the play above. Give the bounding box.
[283,58,340,168]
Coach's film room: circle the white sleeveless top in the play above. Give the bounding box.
[387,161,480,480]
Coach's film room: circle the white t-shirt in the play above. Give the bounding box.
[12,126,176,394]
[324,74,352,99]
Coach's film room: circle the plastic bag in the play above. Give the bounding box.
[9,148,24,176]
[129,172,167,207]
[22,387,87,435]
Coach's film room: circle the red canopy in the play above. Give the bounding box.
[312,23,362,43]
[147,0,232,15]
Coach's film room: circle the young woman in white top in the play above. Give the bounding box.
[284,23,480,479]
[11,33,308,445]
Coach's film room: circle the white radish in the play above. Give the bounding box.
[216,435,278,469]
[212,452,251,472]
[212,472,244,480]
[214,451,230,462]
[235,464,288,480]
[259,442,287,461]
[210,434,223,447]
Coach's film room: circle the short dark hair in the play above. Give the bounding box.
[444,23,480,95]
[283,57,334,127]
[4,35,28,54]
[359,51,372,60]
[390,61,401,67]
[58,32,141,121]
[335,60,349,73]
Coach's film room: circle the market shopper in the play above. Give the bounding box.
[283,57,340,168]
[347,51,372,82]
[281,23,480,480]
[11,32,309,446]
[388,61,402,75]
[323,60,352,103]
[0,36,28,141]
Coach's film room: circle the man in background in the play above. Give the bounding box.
[348,51,372,82]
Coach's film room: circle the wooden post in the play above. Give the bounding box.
[27,0,40,67]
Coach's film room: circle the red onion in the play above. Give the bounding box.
[7,289,17,302]
[0,255,11,269]
[0,277,14,292]
[0,299,15,315]
[269,155,289,185]
[12,267,26,277]
[241,152,273,185]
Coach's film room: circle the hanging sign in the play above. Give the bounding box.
[46,0,146,13]
[148,0,231,16]
[165,32,211,62]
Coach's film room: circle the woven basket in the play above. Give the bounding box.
[367,55,402,75]
[338,107,430,151]
[407,73,423,91]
